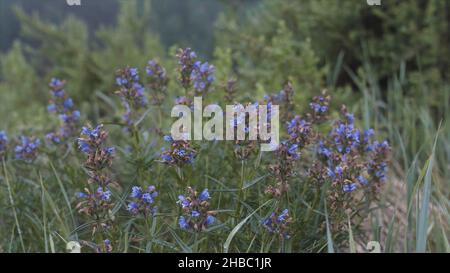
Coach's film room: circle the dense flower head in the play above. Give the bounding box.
[46,78,81,144]
[287,115,314,148]
[176,48,198,89]
[115,67,147,129]
[77,124,115,172]
[127,185,158,216]
[263,82,295,122]
[367,140,390,186]
[177,187,216,232]
[75,186,113,217]
[308,93,331,122]
[229,102,260,160]
[190,61,215,94]
[312,106,390,198]
[160,135,196,167]
[0,131,7,157]
[266,139,299,197]
[103,239,112,253]
[146,59,169,105]
[262,209,292,239]
[15,136,41,162]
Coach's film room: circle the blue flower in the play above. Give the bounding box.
[76,192,88,199]
[343,183,357,192]
[127,202,139,212]
[77,139,91,154]
[97,187,111,201]
[178,195,190,208]
[357,175,369,185]
[161,153,173,162]
[142,193,154,204]
[199,189,210,201]
[15,136,41,162]
[105,147,115,155]
[47,104,56,112]
[179,216,190,230]
[205,215,215,226]
[0,131,7,155]
[63,98,73,109]
[192,210,200,217]
[278,209,289,222]
[131,186,142,198]
[163,135,173,142]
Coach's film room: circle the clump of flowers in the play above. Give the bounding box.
[176,48,198,90]
[262,209,292,239]
[76,124,117,234]
[0,131,7,158]
[14,136,41,162]
[308,92,331,123]
[190,60,215,94]
[177,187,216,232]
[302,105,391,233]
[160,135,197,167]
[146,59,169,105]
[46,78,81,144]
[115,67,147,130]
[266,115,314,197]
[127,185,158,217]
[265,140,300,197]
[263,82,295,123]
[230,102,259,160]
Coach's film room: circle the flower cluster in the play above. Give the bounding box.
[176,48,198,90]
[160,135,196,167]
[308,92,330,122]
[76,124,117,234]
[77,125,115,173]
[287,115,314,148]
[266,140,299,197]
[46,78,81,144]
[146,59,168,105]
[178,187,216,232]
[305,105,390,222]
[0,131,7,158]
[266,115,313,197]
[115,67,147,129]
[127,185,158,217]
[15,136,41,162]
[263,82,295,123]
[262,209,292,239]
[75,186,112,216]
[367,140,390,190]
[230,102,259,160]
[190,60,215,94]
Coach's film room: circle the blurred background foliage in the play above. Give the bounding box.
[0,0,449,252]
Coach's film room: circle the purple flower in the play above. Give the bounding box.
[205,215,215,226]
[191,210,200,217]
[97,187,111,201]
[131,186,142,198]
[15,136,41,162]
[179,216,190,230]
[343,183,357,193]
[127,202,139,212]
[199,189,210,201]
[0,131,7,156]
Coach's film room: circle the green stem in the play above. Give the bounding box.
[236,160,245,220]
[2,160,26,252]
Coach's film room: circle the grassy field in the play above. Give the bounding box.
[0,0,448,253]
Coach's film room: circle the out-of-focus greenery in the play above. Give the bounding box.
[0,0,448,253]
